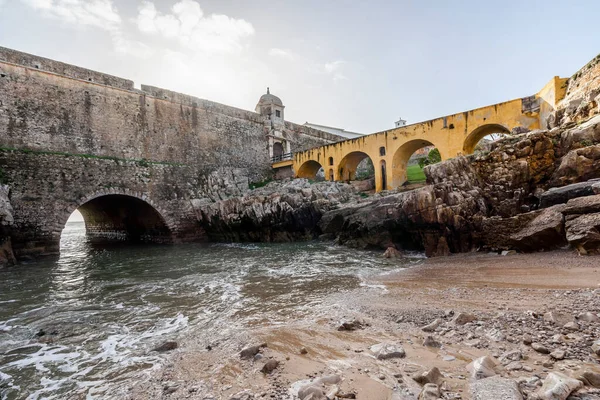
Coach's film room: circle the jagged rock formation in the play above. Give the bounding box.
[200,108,600,256]
[0,184,16,267]
[195,180,360,242]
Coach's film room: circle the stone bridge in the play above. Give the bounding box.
[290,76,568,191]
[0,47,343,260]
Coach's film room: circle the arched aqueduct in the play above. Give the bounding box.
[284,76,567,192]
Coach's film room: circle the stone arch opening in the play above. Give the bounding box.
[297,160,324,180]
[338,151,374,181]
[391,139,437,188]
[463,124,510,155]
[62,194,173,246]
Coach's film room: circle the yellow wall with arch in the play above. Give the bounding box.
[292,76,568,192]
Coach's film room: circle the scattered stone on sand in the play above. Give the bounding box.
[261,359,279,374]
[500,349,523,365]
[470,377,523,400]
[592,340,600,356]
[300,347,308,355]
[370,343,406,360]
[466,356,498,380]
[413,367,443,386]
[337,320,364,331]
[550,349,566,360]
[532,342,551,354]
[578,312,600,322]
[578,370,600,388]
[544,311,575,326]
[452,312,476,325]
[422,318,442,332]
[536,372,583,400]
[152,341,178,352]
[240,343,267,359]
[418,383,441,399]
[422,336,441,348]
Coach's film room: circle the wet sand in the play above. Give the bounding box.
[129,249,600,399]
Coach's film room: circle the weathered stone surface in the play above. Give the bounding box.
[540,180,600,208]
[536,372,583,400]
[466,356,498,380]
[422,319,442,332]
[544,311,575,327]
[578,370,600,388]
[198,180,358,242]
[261,360,279,374]
[417,383,441,400]
[370,343,406,360]
[0,184,15,268]
[507,205,567,251]
[453,312,477,326]
[240,343,267,359]
[413,367,443,386]
[565,212,600,255]
[470,377,523,400]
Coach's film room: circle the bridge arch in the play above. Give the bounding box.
[338,151,374,181]
[60,190,174,246]
[391,139,438,188]
[463,123,510,155]
[297,160,323,180]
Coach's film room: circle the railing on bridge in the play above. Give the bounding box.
[271,153,293,163]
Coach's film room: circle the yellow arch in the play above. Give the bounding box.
[463,123,510,155]
[297,160,323,179]
[337,151,372,181]
[391,139,437,188]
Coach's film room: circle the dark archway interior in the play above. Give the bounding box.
[76,195,172,243]
[273,142,284,158]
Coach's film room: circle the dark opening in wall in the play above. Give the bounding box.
[379,147,386,156]
[328,157,334,166]
[275,110,281,118]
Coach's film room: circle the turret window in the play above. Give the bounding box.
[275,110,281,118]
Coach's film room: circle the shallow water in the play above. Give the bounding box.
[0,222,423,399]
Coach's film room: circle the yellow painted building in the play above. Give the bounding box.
[289,76,568,191]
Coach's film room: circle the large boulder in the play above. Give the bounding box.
[535,372,583,400]
[540,179,600,208]
[470,377,523,400]
[565,213,600,255]
[563,194,600,254]
[507,205,567,251]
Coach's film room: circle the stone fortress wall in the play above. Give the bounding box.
[0,46,342,183]
[0,47,344,262]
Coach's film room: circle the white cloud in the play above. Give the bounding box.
[268,48,296,60]
[136,0,254,54]
[20,0,121,30]
[323,60,348,82]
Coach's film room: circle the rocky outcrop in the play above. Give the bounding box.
[0,184,16,267]
[197,114,600,256]
[195,179,359,242]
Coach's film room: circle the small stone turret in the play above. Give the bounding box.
[256,87,285,124]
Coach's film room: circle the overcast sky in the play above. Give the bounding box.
[1,0,599,134]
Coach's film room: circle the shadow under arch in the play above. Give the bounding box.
[463,123,510,155]
[391,139,436,188]
[61,192,174,246]
[296,160,323,180]
[338,151,372,181]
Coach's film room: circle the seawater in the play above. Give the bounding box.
[0,221,423,399]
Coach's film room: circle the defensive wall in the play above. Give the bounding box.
[0,47,343,260]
